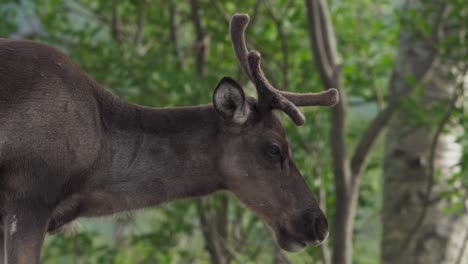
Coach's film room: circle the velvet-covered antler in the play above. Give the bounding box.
[229,13,339,125]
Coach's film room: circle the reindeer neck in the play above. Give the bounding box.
[95,94,224,207]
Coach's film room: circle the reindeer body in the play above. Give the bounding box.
[0,14,336,264]
[0,39,225,228]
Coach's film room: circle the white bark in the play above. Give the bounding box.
[382,1,467,262]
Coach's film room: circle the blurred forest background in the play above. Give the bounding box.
[0,0,467,263]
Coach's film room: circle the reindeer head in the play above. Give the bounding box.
[211,14,338,252]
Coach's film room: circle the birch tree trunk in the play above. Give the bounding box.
[382,1,468,263]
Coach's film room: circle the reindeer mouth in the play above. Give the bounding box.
[273,228,321,252]
[272,212,329,252]
[275,231,329,252]
[281,239,307,252]
[304,231,330,247]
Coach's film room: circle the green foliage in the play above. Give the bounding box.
[1,0,464,263]
[393,0,468,219]
[0,3,17,36]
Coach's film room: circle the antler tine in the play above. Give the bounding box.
[280,88,339,107]
[247,51,339,125]
[230,13,340,126]
[229,14,253,81]
[247,51,306,125]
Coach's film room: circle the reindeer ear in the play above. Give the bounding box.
[213,77,250,125]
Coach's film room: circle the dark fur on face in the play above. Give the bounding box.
[212,81,328,250]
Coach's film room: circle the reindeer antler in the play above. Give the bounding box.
[229,13,339,125]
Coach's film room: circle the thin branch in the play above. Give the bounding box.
[456,231,468,264]
[371,71,385,110]
[111,5,124,45]
[162,207,197,228]
[456,196,468,264]
[375,88,385,111]
[264,0,290,89]
[189,0,208,77]
[216,195,229,239]
[305,0,334,86]
[210,0,230,24]
[298,131,330,264]
[198,198,251,264]
[133,0,146,46]
[232,212,259,255]
[273,250,293,264]
[250,0,263,26]
[70,0,110,24]
[196,199,224,264]
[67,1,129,43]
[316,0,339,68]
[316,167,331,264]
[169,0,183,69]
[350,104,396,181]
[216,195,231,262]
[430,2,448,47]
[212,1,277,86]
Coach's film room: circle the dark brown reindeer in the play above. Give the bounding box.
[0,14,338,263]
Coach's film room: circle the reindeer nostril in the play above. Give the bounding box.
[314,215,328,241]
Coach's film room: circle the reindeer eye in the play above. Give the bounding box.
[266,144,282,159]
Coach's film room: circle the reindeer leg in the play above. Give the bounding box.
[48,195,82,234]
[3,199,49,264]
[0,230,4,264]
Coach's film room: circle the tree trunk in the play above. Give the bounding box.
[190,0,208,77]
[304,1,398,263]
[382,1,468,263]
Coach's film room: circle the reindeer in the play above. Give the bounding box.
[0,14,338,263]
